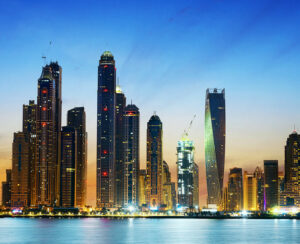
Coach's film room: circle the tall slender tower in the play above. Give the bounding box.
[123,104,140,207]
[60,126,77,208]
[49,62,62,205]
[146,114,163,208]
[11,132,30,207]
[97,51,116,208]
[67,107,87,208]
[23,100,37,206]
[115,85,126,207]
[36,65,57,206]
[205,88,225,207]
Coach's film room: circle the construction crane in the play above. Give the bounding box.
[182,114,196,140]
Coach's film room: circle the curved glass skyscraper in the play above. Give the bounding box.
[205,88,225,207]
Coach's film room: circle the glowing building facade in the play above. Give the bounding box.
[205,88,225,207]
[97,51,116,208]
[146,114,163,208]
[243,171,257,211]
[177,140,195,208]
[123,104,140,207]
[228,168,243,211]
[36,65,57,206]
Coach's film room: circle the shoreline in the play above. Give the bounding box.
[0,215,299,220]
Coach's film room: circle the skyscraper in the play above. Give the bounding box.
[123,104,140,207]
[60,126,77,208]
[280,132,300,207]
[49,62,62,206]
[36,65,57,206]
[243,171,257,211]
[162,161,172,210]
[11,132,30,207]
[2,170,12,207]
[115,85,126,207]
[228,168,243,211]
[67,107,87,208]
[146,114,163,208]
[254,166,264,211]
[205,88,225,207]
[177,139,195,208]
[264,160,278,210]
[97,51,116,208]
[23,100,37,206]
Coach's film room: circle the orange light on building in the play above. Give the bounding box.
[42,107,47,111]
[103,106,108,111]
[42,122,47,127]
[102,171,108,177]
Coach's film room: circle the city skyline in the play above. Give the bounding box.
[1,0,300,208]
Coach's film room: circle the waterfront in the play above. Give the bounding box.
[0,218,299,243]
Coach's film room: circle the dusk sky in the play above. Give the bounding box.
[1,0,300,207]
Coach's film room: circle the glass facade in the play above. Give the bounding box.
[205,88,225,206]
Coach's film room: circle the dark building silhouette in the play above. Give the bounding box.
[49,62,62,206]
[11,132,30,207]
[23,100,37,206]
[67,107,87,208]
[228,168,243,211]
[60,126,77,208]
[193,163,199,208]
[115,86,126,207]
[205,88,225,207]
[2,170,12,207]
[97,51,116,208]
[36,65,57,206]
[146,114,163,208]
[123,104,140,207]
[254,166,264,211]
[264,160,278,210]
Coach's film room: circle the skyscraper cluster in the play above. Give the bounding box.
[2,62,87,209]
[96,51,179,210]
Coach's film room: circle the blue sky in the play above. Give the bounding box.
[1,0,300,205]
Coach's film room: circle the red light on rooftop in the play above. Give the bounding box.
[103,107,108,111]
[104,65,108,68]
[102,171,108,177]
[103,88,108,92]
[42,89,47,94]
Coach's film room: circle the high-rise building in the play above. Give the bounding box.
[49,62,62,206]
[60,126,77,208]
[254,166,264,211]
[115,85,126,207]
[280,132,300,207]
[146,114,163,208]
[11,132,30,207]
[205,88,225,207]
[193,163,199,208]
[222,186,229,211]
[123,104,140,207]
[171,182,177,210]
[138,169,147,207]
[36,65,57,206]
[67,107,87,208]
[177,140,195,208]
[2,170,12,207]
[97,51,116,208]
[23,100,37,206]
[243,171,257,211]
[264,160,278,210]
[228,168,243,211]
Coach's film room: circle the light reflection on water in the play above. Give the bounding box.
[0,218,299,244]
